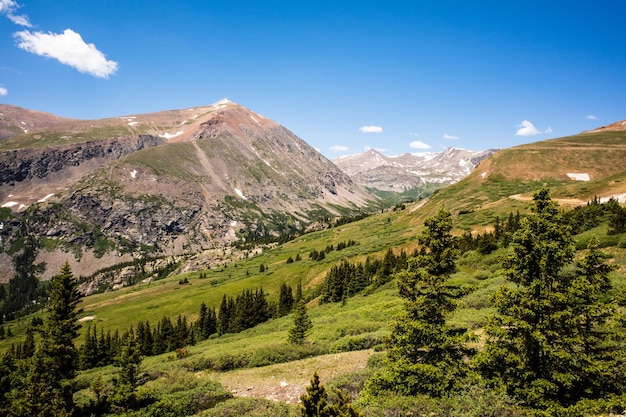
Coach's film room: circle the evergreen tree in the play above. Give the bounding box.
[111,330,143,410]
[300,372,362,417]
[81,325,98,369]
[367,208,473,397]
[22,326,35,359]
[218,294,233,335]
[477,189,626,408]
[7,261,82,416]
[0,351,16,414]
[288,299,313,345]
[3,234,46,319]
[300,372,329,417]
[197,302,217,340]
[277,283,295,317]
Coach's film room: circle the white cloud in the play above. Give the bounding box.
[409,140,431,150]
[515,120,551,136]
[330,145,349,152]
[0,87,7,96]
[586,114,598,120]
[443,133,459,140]
[0,0,31,27]
[14,29,118,78]
[359,125,383,133]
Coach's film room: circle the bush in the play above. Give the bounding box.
[203,397,298,417]
[247,344,323,368]
[330,334,382,353]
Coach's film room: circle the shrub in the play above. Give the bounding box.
[203,397,298,417]
[247,344,322,368]
[330,334,382,353]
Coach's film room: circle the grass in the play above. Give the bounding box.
[2,128,626,414]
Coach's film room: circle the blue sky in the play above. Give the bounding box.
[1,1,625,158]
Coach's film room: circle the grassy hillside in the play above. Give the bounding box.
[420,130,626,230]
[2,129,626,415]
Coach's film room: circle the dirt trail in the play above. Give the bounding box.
[201,350,375,404]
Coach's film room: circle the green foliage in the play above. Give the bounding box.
[300,372,362,417]
[5,262,82,416]
[110,330,143,410]
[477,189,626,409]
[367,208,474,397]
[2,233,47,319]
[277,283,295,317]
[288,300,313,346]
[204,397,297,417]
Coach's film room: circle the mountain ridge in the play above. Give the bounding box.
[0,100,378,283]
[332,147,497,192]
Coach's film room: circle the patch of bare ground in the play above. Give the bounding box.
[509,193,587,206]
[200,349,375,404]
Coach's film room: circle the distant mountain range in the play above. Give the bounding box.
[332,147,497,192]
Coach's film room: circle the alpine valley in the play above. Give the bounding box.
[1,100,626,416]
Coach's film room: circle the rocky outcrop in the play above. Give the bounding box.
[0,135,164,186]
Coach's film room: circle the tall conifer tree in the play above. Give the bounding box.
[367,208,472,396]
[7,261,81,416]
[477,189,626,408]
[288,299,312,346]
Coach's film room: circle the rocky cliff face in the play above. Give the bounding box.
[0,135,165,207]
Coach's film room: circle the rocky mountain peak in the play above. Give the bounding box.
[0,101,377,282]
[333,147,497,192]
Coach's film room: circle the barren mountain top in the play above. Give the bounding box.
[0,104,75,140]
[588,119,626,133]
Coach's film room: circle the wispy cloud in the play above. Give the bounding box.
[0,0,32,27]
[14,29,118,78]
[359,125,383,133]
[586,114,598,120]
[330,145,349,152]
[0,87,7,96]
[443,133,459,140]
[409,140,431,150]
[515,120,552,136]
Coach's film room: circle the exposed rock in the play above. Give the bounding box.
[0,100,378,283]
[333,147,498,192]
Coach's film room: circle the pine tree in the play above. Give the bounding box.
[300,372,329,417]
[367,208,473,397]
[22,326,35,359]
[7,261,82,416]
[197,302,217,339]
[111,330,142,410]
[288,299,312,345]
[0,351,16,414]
[277,283,295,317]
[477,189,626,408]
[300,372,362,417]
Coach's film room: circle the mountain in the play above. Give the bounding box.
[419,124,626,223]
[0,100,377,282]
[332,147,497,192]
[0,104,75,140]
